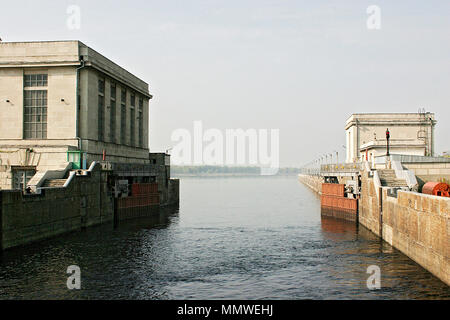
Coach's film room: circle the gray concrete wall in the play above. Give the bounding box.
[150,153,174,205]
[79,67,150,164]
[167,179,180,206]
[0,164,113,250]
[0,66,78,141]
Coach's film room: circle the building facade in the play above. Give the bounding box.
[345,113,436,163]
[0,41,152,190]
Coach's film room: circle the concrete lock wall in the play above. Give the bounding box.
[168,179,180,206]
[0,166,113,250]
[382,190,449,286]
[359,172,382,236]
[359,172,449,285]
[298,174,323,194]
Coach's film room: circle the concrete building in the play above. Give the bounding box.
[345,113,436,163]
[0,41,152,190]
[0,40,179,250]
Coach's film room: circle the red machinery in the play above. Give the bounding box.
[422,182,450,197]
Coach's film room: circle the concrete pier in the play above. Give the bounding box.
[299,175,358,222]
[299,169,449,286]
[0,161,180,251]
[358,169,449,286]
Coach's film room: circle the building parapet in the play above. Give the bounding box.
[0,41,151,98]
[345,113,437,130]
[79,42,151,98]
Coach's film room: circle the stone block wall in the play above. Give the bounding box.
[359,170,449,285]
[382,190,449,286]
[359,171,381,236]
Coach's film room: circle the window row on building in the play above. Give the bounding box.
[20,72,145,148]
[98,76,145,148]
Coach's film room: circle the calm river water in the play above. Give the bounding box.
[0,176,448,299]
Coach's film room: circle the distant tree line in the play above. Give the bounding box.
[171,166,301,176]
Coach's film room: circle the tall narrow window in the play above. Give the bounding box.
[110,83,116,143]
[24,74,48,139]
[130,93,136,146]
[138,97,144,148]
[120,89,127,145]
[98,78,105,141]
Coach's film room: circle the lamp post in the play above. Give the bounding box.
[386,128,390,157]
[342,145,346,163]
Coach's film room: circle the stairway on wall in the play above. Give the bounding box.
[27,163,73,190]
[41,179,67,188]
[378,169,408,188]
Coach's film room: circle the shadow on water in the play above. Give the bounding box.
[0,205,179,300]
[114,205,180,231]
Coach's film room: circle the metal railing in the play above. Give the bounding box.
[375,154,450,164]
[320,163,362,173]
[299,162,362,176]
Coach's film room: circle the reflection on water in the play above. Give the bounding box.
[320,216,358,239]
[0,177,448,300]
[319,216,449,299]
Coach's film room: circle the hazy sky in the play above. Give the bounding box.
[2,0,449,167]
